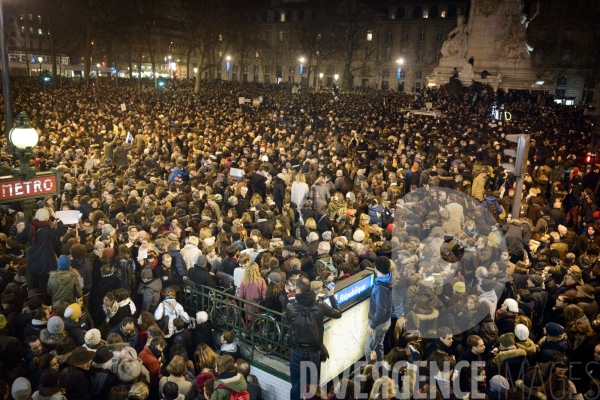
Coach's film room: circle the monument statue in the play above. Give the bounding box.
[499,4,539,60]
[440,16,469,59]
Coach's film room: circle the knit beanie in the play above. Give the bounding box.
[374,256,391,275]
[85,329,102,347]
[11,377,31,400]
[57,255,71,271]
[489,375,510,393]
[529,274,543,287]
[558,225,567,236]
[503,298,519,313]
[514,324,529,341]
[353,230,365,242]
[545,322,564,336]
[47,316,64,335]
[499,333,515,347]
[140,267,153,280]
[64,303,81,321]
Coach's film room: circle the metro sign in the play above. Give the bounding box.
[0,173,59,202]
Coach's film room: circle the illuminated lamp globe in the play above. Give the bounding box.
[9,112,39,150]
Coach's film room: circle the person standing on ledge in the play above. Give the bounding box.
[16,208,67,294]
[286,276,341,400]
[365,256,393,363]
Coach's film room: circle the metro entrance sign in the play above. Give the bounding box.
[0,172,59,202]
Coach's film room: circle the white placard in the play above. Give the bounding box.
[55,210,82,224]
[230,168,244,180]
[120,103,127,111]
[238,97,245,105]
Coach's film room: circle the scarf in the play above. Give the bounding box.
[327,196,347,219]
[30,219,51,244]
[103,301,119,322]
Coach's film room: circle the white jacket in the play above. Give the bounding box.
[180,244,202,271]
[154,298,190,338]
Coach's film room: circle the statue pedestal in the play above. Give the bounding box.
[428,0,550,92]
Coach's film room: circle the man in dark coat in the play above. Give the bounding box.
[63,346,95,399]
[273,174,286,212]
[87,346,118,398]
[109,317,139,351]
[170,318,192,358]
[16,208,67,293]
[187,255,216,289]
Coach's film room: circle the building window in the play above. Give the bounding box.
[557,76,568,86]
[419,29,426,41]
[20,13,24,20]
[21,26,24,34]
[417,49,423,61]
[29,14,32,20]
[397,67,405,79]
[458,6,465,15]
[402,29,409,42]
[280,12,286,22]
[565,27,574,40]
[423,9,429,18]
[278,30,283,41]
[367,30,373,41]
[219,34,223,41]
[266,31,271,42]
[38,28,42,35]
[386,31,392,42]
[441,10,446,18]
[436,29,444,41]
[365,48,371,60]
[29,27,33,34]
[385,48,391,61]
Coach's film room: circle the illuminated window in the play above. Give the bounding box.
[280,12,285,22]
[38,28,42,35]
[21,26,24,34]
[278,30,283,41]
[29,14,32,20]
[367,30,373,41]
[441,11,447,18]
[423,9,429,18]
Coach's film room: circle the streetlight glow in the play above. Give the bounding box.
[319,73,323,79]
[96,63,100,68]
[397,58,404,64]
[334,74,339,81]
[226,55,231,61]
[299,57,305,63]
[9,112,38,150]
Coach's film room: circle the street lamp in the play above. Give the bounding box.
[299,57,305,85]
[9,112,38,180]
[334,74,339,87]
[397,58,404,65]
[226,56,231,80]
[38,56,43,76]
[96,63,100,78]
[319,72,323,90]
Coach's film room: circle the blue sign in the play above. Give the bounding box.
[226,61,231,72]
[324,274,374,307]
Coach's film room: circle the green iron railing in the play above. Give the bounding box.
[183,280,291,361]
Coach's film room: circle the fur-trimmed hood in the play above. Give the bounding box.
[40,329,66,346]
[494,348,527,364]
[516,338,537,356]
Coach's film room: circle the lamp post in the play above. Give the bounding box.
[38,56,43,77]
[168,55,172,79]
[397,58,404,92]
[9,112,39,225]
[334,73,339,88]
[226,55,231,80]
[299,57,305,85]
[319,72,323,91]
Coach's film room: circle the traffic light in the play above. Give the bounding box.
[502,133,531,218]
[502,134,530,177]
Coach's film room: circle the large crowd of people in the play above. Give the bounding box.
[0,76,597,400]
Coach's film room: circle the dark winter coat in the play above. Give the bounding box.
[273,177,286,211]
[63,317,85,346]
[538,334,569,363]
[64,365,91,399]
[285,291,341,350]
[16,220,67,274]
[187,265,216,288]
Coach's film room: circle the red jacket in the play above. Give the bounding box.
[139,347,162,390]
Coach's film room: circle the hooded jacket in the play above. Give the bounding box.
[47,270,82,304]
[211,372,248,400]
[368,273,392,330]
[137,278,162,312]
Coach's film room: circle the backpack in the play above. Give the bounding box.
[292,304,321,348]
[157,301,177,334]
[313,258,338,279]
[216,384,250,400]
